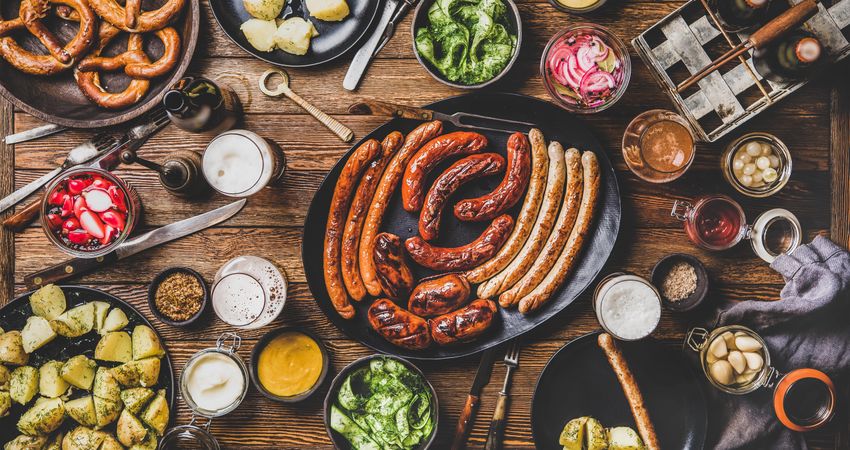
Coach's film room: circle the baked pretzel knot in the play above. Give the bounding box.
[0,0,97,75]
[89,0,185,32]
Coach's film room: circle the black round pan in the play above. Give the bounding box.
[209,0,380,68]
[531,331,707,450]
[0,286,175,442]
[302,92,621,360]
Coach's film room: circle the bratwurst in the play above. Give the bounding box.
[409,273,471,318]
[367,298,432,350]
[405,215,514,272]
[429,299,498,346]
[372,232,415,302]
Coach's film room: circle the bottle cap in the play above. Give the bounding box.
[796,37,822,63]
[747,0,768,7]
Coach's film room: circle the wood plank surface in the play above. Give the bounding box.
[1,0,848,448]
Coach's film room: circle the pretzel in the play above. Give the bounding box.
[77,26,180,79]
[75,23,150,109]
[0,0,97,75]
[89,0,185,32]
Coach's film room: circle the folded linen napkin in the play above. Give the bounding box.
[707,235,850,450]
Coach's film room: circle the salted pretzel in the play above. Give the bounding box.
[89,0,185,33]
[0,0,97,75]
[77,26,180,78]
[75,23,151,109]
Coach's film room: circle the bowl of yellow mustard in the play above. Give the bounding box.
[250,326,330,403]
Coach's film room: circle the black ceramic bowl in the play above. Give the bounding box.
[651,253,709,312]
[147,267,208,327]
[250,326,330,403]
[411,0,522,89]
[323,355,439,450]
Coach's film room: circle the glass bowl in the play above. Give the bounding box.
[540,23,631,114]
[722,132,792,198]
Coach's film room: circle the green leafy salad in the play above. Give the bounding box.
[415,0,517,85]
[330,358,435,450]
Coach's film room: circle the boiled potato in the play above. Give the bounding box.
[92,301,110,332]
[121,387,155,415]
[61,426,106,450]
[132,326,164,360]
[94,396,122,428]
[586,418,608,450]
[274,18,318,55]
[95,331,132,363]
[306,0,349,21]
[116,410,147,446]
[128,435,157,450]
[0,391,10,417]
[110,362,140,387]
[51,303,95,338]
[135,358,161,388]
[92,367,120,401]
[17,397,65,436]
[4,435,47,450]
[99,434,123,450]
[39,360,70,398]
[241,18,278,52]
[141,389,169,436]
[10,366,38,405]
[0,364,10,390]
[0,331,29,365]
[61,355,97,390]
[608,426,645,450]
[559,417,588,450]
[243,0,284,20]
[29,284,66,320]
[65,396,97,427]
[22,315,57,353]
[100,308,129,335]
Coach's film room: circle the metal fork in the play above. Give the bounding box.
[485,339,521,450]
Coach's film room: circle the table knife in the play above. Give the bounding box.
[343,0,401,91]
[2,124,68,145]
[24,199,247,289]
[349,100,536,133]
[451,346,500,450]
[373,0,416,56]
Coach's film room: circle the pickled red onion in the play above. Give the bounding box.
[545,31,623,108]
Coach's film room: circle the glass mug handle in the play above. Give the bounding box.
[671,200,694,221]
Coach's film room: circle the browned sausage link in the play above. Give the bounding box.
[372,233,416,302]
[598,333,661,450]
[429,299,498,346]
[409,273,471,318]
[341,132,403,301]
[359,121,444,297]
[454,132,532,222]
[401,131,488,213]
[323,139,382,319]
[405,215,514,272]
[367,298,432,350]
[419,153,505,241]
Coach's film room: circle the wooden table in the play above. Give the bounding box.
[1,0,849,448]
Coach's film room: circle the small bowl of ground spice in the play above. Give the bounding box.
[651,253,709,312]
[149,267,209,326]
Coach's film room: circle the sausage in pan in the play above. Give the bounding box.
[419,153,505,241]
[367,298,432,350]
[401,131,488,213]
[409,273,471,318]
[429,299,498,346]
[454,132,531,222]
[372,232,415,302]
[405,214,514,272]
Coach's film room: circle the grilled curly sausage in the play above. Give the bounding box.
[367,298,432,350]
[465,129,548,283]
[405,215,514,272]
[409,273,471,318]
[323,139,382,319]
[341,132,403,301]
[372,233,415,302]
[401,131,488,213]
[419,153,505,241]
[454,132,531,222]
[360,121,444,297]
[429,299,498,346]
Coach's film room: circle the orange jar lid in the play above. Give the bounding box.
[773,368,836,432]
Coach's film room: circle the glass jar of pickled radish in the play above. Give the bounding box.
[687,326,836,431]
[671,195,801,263]
[721,132,791,198]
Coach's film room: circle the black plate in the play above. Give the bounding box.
[0,286,175,442]
[303,92,622,360]
[531,332,707,450]
[209,0,381,68]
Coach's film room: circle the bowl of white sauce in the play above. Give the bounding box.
[593,273,662,341]
[180,332,249,418]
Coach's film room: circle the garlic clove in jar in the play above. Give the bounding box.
[735,336,762,352]
[710,360,735,385]
[744,351,764,371]
[722,332,737,350]
[708,336,728,359]
[706,351,719,364]
[735,370,758,385]
[727,351,746,374]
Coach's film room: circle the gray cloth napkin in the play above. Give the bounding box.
[706,235,850,450]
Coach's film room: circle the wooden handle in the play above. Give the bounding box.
[3,196,43,232]
[484,393,509,450]
[285,90,354,142]
[451,394,480,450]
[24,252,118,290]
[348,100,434,121]
[749,0,818,50]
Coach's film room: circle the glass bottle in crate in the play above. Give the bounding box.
[711,0,770,32]
[754,30,823,83]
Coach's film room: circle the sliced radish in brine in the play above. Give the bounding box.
[62,217,81,233]
[67,179,87,195]
[103,225,119,244]
[100,210,126,232]
[79,210,106,239]
[83,188,113,213]
[74,196,88,218]
[48,189,66,206]
[108,186,127,213]
[67,229,92,245]
[60,195,73,218]
[91,177,112,190]
[46,213,63,229]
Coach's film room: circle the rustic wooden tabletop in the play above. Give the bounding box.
[1,0,849,448]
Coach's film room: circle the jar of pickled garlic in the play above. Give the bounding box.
[721,132,792,198]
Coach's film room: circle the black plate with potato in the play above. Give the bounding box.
[0,285,174,447]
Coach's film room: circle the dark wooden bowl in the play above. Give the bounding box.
[651,253,709,312]
[147,266,209,327]
[0,0,199,128]
[249,326,330,403]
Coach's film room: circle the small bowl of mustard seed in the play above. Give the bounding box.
[651,253,709,312]
[148,267,209,327]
